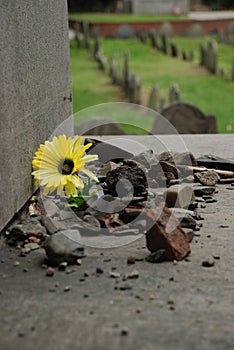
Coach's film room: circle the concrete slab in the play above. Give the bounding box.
[0,135,233,350]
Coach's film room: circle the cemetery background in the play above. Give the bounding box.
[70,24,234,134]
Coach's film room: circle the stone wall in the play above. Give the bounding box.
[70,18,234,37]
[131,0,190,15]
[0,1,72,230]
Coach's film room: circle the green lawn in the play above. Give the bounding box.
[70,38,234,133]
[69,13,187,23]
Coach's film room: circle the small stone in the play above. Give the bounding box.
[194,170,219,186]
[21,246,31,255]
[18,331,26,338]
[58,262,68,271]
[64,286,71,292]
[205,198,217,203]
[127,256,136,265]
[202,258,215,267]
[219,224,229,228]
[146,250,166,263]
[23,268,29,272]
[24,242,40,250]
[193,185,216,197]
[76,259,82,265]
[14,261,20,267]
[109,271,121,278]
[66,268,76,274]
[119,283,133,291]
[83,294,89,298]
[42,230,85,266]
[96,267,104,274]
[124,269,139,279]
[149,294,156,300]
[213,255,220,260]
[84,271,90,277]
[146,205,190,261]
[46,267,55,276]
[121,328,129,336]
[164,184,195,208]
[41,215,59,234]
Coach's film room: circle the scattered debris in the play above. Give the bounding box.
[202,257,215,267]
[42,231,85,266]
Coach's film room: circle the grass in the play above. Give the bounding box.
[70,38,234,134]
[70,40,124,113]
[69,13,188,23]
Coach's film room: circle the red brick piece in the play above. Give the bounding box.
[146,205,191,261]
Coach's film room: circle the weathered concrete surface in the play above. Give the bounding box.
[0,134,233,350]
[0,1,72,230]
[0,185,233,350]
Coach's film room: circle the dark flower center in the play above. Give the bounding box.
[59,159,74,175]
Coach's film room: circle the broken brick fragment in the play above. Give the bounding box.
[146,205,190,261]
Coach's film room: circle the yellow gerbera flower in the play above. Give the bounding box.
[32,135,98,196]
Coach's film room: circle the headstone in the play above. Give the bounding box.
[74,118,125,135]
[116,24,134,39]
[109,56,119,84]
[122,50,130,93]
[95,51,106,71]
[227,21,234,35]
[83,21,90,50]
[93,36,100,58]
[128,73,136,102]
[209,41,218,74]
[181,50,188,61]
[232,51,234,81]
[148,29,159,49]
[200,42,207,66]
[188,50,194,61]
[188,23,204,38]
[159,22,174,38]
[152,102,217,134]
[161,34,168,54]
[169,83,180,103]
[74,23,83,48]
[137,30,148,44]
[0,1,72,230]
[134,76,141,104]
[159,97,166,113]
[148,85,160,111]
[170,41,178,57]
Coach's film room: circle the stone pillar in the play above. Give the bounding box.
[0,1,72,230]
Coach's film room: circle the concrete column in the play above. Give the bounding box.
[0,0,72,230]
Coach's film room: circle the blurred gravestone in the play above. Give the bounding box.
[169,83,180,103]
[74,118,125,135]
[188,23,204,38]
[116,24,134,39]
[148,29,159,49]
[148,85,160,111]
[159,22,174,38]
[227,21,234,35]
[134,76,141,104]
[161,34,168,54]
[83,21,90,50]
[232,51,234,81]
[122,50,130,93]
[200,42,207,66]
[0,1,72,230]
[170,41,178,57]
[152,102,217,134]
[208,41,218,74]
